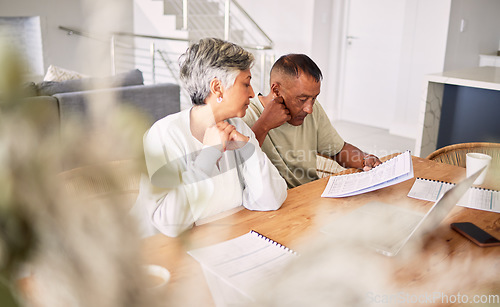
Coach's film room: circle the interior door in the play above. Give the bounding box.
[339,0,405,129]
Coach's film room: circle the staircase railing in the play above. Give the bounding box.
[59,25,275,108]
[170,0,273,50]
[230,0,273,48]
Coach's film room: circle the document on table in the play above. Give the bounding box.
[321,151,414,198]
[408,177,500,213]
[407,178,454,201]
[188,230,298,301]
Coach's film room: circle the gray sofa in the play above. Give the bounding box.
[19,69,181,169]
[24,69,180,128]
[55,82,180,130]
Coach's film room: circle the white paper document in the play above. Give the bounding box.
[188,231,297,303]
[408,177,500,213]
[407,178,454,201]
[321,151,414,198]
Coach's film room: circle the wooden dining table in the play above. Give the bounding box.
[143,155,500,306]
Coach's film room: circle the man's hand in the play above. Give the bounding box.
[362,154,382,171]
[333,142,382,171]
[259,96,291,131]
[251,96,291,146]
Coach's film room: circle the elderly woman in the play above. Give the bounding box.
[134,38,287,237]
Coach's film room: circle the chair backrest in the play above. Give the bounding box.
[316,152,401,178]
[316,154,346,178]
[425,142,500,168]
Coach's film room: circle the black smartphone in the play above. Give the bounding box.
[450,222,500,247]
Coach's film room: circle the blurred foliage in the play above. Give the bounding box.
[0,34,159,306]
[0,37,36,307]
[0,202,36,277]
[0,277,19,307]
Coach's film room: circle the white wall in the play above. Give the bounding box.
[133,0,184,38]
[0,0,134,80]
[323,0,348,119]
[444,0,500,70]
[311,0,338,117]
[237,0,315,57]
[237,0,337,108]
[391,0,451,139]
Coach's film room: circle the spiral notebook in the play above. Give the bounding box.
[408,177,500,213]
[188,230,298,305]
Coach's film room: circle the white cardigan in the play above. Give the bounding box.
[133,108,287,237]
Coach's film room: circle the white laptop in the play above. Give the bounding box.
[321,167,485,257]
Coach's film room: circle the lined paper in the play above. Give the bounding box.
[188,231,297,299]
[408,178,500,213]
[407,178,455,201]
[321,151,413,197]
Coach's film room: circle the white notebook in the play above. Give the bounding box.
[188,231,298,305]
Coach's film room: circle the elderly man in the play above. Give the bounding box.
[243,53,381,188]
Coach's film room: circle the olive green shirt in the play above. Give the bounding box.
[243,97,344,188]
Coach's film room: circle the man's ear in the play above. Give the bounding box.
[270,82,281,98]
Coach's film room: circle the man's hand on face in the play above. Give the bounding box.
[261,96,291,130]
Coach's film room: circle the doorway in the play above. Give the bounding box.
[337,0,406,129]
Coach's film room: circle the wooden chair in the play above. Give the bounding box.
[57,159,145,210]
[316,154,347,178]
[425,142,500,168]
[316,153,401,178]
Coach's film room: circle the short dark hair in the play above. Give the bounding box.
[271,54,323,82]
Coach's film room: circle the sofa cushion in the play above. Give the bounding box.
[36,69,144,96]
[43,65,88,81]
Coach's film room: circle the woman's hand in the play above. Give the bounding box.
[203,121,234,152]
[227,129,249,150]
[202,121,248,151]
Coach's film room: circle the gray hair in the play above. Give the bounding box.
[179,38,254,105]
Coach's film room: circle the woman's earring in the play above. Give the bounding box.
[217,96,223,103]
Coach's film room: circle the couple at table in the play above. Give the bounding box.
[133,38,381,237]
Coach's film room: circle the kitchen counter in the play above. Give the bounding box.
[415,66,500,157]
